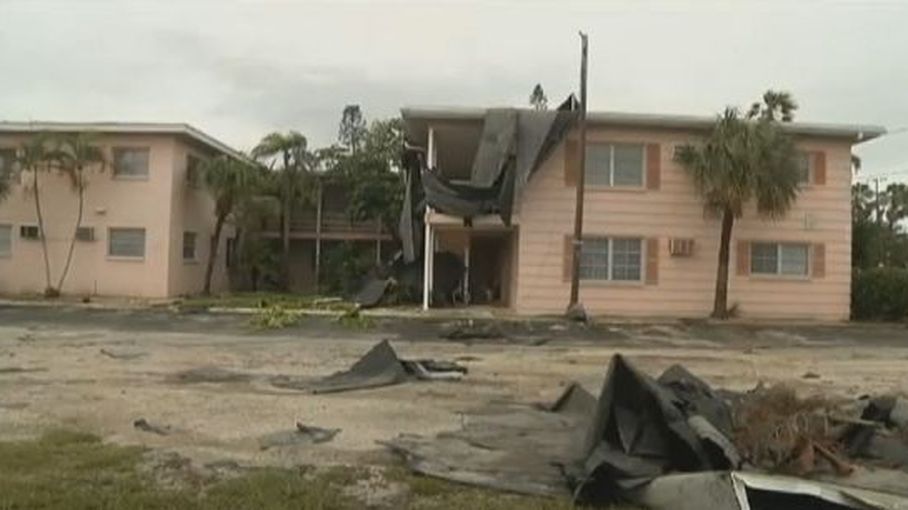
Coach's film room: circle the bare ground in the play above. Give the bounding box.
[1,306,908,476]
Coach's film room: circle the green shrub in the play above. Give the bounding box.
[852,267,908,321]
[320,241,377,296]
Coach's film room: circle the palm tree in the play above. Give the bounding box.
[201,155,260,295]
[675,93,800,318]
[52,133,106,293]
[15,134,56,296]
[251,131,313,290]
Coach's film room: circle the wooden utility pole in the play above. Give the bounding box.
[568,32,589,310]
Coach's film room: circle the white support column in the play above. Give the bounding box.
[422,127,437,311]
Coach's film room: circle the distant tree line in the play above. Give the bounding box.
[852,181,908,269]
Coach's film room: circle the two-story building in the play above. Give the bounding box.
[0,122,245,298]
[402,107,885,320]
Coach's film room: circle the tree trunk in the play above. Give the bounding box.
[56,170,84,292]
[281,195,292,290]
[203,214,226,295]
[711,208,735,319]
[32,169,54,296]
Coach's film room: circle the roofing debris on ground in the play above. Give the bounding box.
[271,340,467,394]
[134,418,172,436]
[385,353,908,510]
[258,422,342,450]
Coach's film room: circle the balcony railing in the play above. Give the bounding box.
[263,209,385,237]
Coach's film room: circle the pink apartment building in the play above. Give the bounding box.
[0,122,245,298]
[404,108,885,320]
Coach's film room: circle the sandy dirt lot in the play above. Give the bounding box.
[1,306,907,473]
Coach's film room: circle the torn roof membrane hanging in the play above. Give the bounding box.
[397,96,577,263]
[424,96,577,224]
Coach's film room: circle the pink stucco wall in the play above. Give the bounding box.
[510,126,854,320]
[0,132,231,298]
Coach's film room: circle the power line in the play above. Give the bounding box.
[855,168,908,181]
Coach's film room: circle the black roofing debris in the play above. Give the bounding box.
[398,96,577,264]
[384,354,908,509]
[270,340,466,394]
[134,418,172,436]
[259,422,341,450]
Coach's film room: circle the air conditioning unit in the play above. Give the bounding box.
[19,225,40,240]
[76,226,95,242]
[669,238,695,257]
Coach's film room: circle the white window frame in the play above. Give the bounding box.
[0,224,11,257]
[751,242,810,277]
[579,236,644,282]
[108,227,146,260]
[112,147,150,180]
[585,143,646,188]
[183,231,197,262]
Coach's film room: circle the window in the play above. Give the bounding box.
[113,148,150,178]
[750,242,809,276]
[795,152,811,184]
[183,231,197,261]
[0,225,11,256]
[579,237,643,281]
[108,228,145,258]
[186,155,202,187]
[20,225,40,240]
[585,143,645,187]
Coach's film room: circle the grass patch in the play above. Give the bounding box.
[0,430,636,509]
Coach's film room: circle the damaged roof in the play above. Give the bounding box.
[401,106,886,143]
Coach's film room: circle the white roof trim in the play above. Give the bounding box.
[401,106,886,142]
[0,121,250,162]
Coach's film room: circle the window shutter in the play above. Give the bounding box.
[646,144,661,190]
[736,241,751,276]
[563,235,574,282]
[645,238,659,285]
[564,139,578,187]
[812,151,826,185]
[812,243,826,279]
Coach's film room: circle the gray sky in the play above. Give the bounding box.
[1,0,906,182]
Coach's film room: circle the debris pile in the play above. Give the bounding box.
[386,353,908,509]
[271,340,467,394]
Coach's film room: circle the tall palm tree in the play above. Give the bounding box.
[251,131,313,290]
[201,155,260,295]
[15,134,56,296]
[52,133,106,293]
[675,93,800,318]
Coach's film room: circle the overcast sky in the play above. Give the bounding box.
[1,0,905,182]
